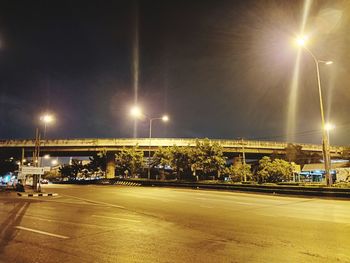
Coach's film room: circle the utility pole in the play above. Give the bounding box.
[33,128,42,192]
[241,138,246,182]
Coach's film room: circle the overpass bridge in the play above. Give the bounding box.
[0,138,345,158]
[1,138,346,178]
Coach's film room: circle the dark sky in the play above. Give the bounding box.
[0,0,349,145]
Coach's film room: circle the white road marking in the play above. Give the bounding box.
[92,215,141,222]
[199,205,214,209]
[15,204,27,220]
[195,197,208,200]
[233,201,255,206]
[61,194,125,209]
[15,226,69,239]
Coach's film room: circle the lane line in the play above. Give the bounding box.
[61,194,125,209]
[196,197,208,200]
[92,215,141,222]
[199,205,214,209]
[15,226,69,239]
[234,202,255,206]
[14,212,116,229]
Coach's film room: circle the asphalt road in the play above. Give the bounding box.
[1,185,350,263]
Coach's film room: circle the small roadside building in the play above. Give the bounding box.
[301,161,350,182]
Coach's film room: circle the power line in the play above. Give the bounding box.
[250,122,350,141]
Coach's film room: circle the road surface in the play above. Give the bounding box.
[1,184,350,263]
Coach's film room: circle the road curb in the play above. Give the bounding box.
[17,192,58,197]
[114,181,141,186]
[119,180,350,199]
[52,180,350,199]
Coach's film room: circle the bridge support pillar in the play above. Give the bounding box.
[106,152,116,179]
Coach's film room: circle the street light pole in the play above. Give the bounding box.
[147,116,169,179]
[241,138,246,182]
[36,113,55,192]
[43,122,47,140]
[130,106,169,180]
[301,46,332,186]
[148,118,153,180]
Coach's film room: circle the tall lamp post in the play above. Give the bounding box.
[325,122,335,180]
[35,113,55,192]
[296,36,333,186]
[38,113,55,166]
[130,106,169,180]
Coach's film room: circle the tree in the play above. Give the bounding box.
[255,156,271,183]
[87,152,107,177]
[269,159,293,182]
[169,145,193,180]
[71,159,84,178]
[152,147,172,179]
[58,160,84,180]
[285,144,302,163]
[223,163,252,182]
[256,156,293,183]
[0,157,17,176]
[59,164,75,179]
[192,139,226,180]
[152,147,172,168]
[115,146,144,177]
[152,139,227,181]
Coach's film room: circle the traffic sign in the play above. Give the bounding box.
[20,167,46,175]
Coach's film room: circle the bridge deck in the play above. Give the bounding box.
[0,138,345,156]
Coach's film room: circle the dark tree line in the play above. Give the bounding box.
[50,141,349,183]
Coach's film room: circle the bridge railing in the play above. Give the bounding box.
[0,138,344,154]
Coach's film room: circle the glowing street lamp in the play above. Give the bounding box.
[40,114,54,124]
[40,113,55,139]
[296,36,308,46]
[130,106,169,179]
[162,115,169,122]
[325,123,335,132]
[296,35,333,186]
[130,106,143,119]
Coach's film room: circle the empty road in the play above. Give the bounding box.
[1,184,350,263]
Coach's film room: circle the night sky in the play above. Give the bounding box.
[0,0,349,145]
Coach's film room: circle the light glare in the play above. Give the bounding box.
[296,36,308,46]
[130,106,142,118]
[162,115,169,122]
[40,114,54,124]
[325,123,335,131]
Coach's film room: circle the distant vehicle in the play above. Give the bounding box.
[41,179,49,184]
